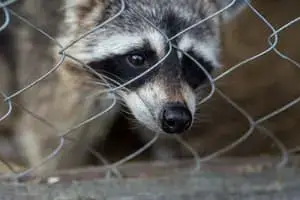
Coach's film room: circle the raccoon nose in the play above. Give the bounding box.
[160,103,192,134]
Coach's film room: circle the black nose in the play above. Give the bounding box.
[160,103,192,134]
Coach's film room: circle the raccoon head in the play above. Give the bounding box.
[59,0,248,134]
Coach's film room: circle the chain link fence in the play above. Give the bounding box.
[0,0,300,199]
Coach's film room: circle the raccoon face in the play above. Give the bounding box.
[89,43,215,134]
[61,0,247,134]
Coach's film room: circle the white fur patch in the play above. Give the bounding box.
[122,82,168,132]
[69,30,167,63]
[181,84,196,115]
[178,35,220,68]
[123,92,158,131]
[138,82,168,112]
[146,31,166,57]
[91,34,146,61]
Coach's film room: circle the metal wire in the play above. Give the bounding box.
[257,126,289,169]
[214,0,278,81]
[0,0,299,185]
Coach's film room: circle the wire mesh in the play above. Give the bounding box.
[0,0,299,186]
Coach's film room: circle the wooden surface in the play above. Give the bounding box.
[0,157,299,200]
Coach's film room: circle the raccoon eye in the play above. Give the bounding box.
[127,54,146,67]
[182,52,214,89]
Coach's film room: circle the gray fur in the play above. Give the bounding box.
[214,0,248,22]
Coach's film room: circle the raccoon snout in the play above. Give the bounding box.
[160,103,192,134]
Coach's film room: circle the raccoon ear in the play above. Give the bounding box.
[214,0,249,23]
[63,0,108,28]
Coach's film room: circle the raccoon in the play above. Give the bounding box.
[9,0,248,175]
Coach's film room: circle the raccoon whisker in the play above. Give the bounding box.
[86,81,121,91]
[128,122,142,131]
[119,104,136,119]
[119,108,141,126]
[96,95,123,102]
[86,81,112,88]
[90,94,128,111]
[88,93,123,103]
[96,70,125,82]
[193,115,212,122]
[121,114,139,126]
[192,123,206,128]
[192,113,213,126]
[121,112,135,120]
[85,78,131,99]
[82,67,130,90]
[114,99,129,110]
[86,75,131,93]
[193,115,212,123]
[82,90,121,105]
[194,111,211,117]
[118,101,129,108]
[85,85,126,101]
[91,70,131,91]
[194,117,211,123]
[119,105,137,122]
[193,119,212,126]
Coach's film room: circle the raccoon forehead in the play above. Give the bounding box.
[70,0,219,63]
[82,30,166,62]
